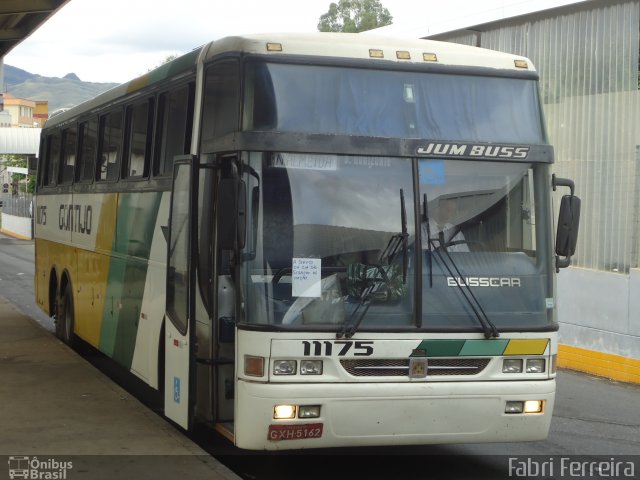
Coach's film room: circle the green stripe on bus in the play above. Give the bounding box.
[416,339,516,357]
[126,48,201,94]
[458,339,509,356]
[100,192,162,367]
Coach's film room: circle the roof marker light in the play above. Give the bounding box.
[423,53,438,62]
[396,50,411,60]
[266,42,283,52]
[369,49,384,58]
[514,59,529,69]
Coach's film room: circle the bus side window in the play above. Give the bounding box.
[124,100,153,178]
[154,83,194,176]
[77,118,98,182]
[44,131,61,187]
[59,126,77,185]
[97,110,123,182]
[200,60,239,150]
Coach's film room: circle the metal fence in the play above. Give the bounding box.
[0,193,33,218]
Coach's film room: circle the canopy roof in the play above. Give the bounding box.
[0,128,40,155]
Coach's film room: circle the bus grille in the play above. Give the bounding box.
[340,358,491,377]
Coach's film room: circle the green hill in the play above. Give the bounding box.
[4,64,119,113]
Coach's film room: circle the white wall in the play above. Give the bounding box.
[0,213,32,239]
[557,267,640,358]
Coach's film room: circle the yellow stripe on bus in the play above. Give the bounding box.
[76,193,119,347]
[503,339,549,355]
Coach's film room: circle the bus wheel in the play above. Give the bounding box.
[56,285,76,347]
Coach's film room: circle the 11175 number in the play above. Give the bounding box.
[302,340,373,357]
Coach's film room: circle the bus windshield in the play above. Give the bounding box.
[244,62,544,143]
[240,153,551,331]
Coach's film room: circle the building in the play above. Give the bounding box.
[1,92,48,128]
[33,100,49,128]
[0,109,9,127]
[396,0,640,383]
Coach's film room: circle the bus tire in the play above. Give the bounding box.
[56,284,76,347]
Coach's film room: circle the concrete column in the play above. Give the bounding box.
[0,56,4,112]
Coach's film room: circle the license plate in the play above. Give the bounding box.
[268,423,323,441]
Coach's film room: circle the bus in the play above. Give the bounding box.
[34,33,580,450]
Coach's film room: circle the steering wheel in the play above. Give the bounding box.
[271,267,292,284]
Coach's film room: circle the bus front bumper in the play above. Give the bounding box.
[234,378,556,450]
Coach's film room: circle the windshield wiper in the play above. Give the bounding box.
[336,265,389,339]
[377,189,409,281]
[423,194,433,288]
[426,232,500,339]
[337,189,409,339]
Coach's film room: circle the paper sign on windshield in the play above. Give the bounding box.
[292,258,321,297]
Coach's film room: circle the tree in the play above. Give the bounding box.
[318,0,393,33]
[148,54,179,72]
[1,154,34,194]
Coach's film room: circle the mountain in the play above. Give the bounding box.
[4,64,34,85]
[3,64,119,113]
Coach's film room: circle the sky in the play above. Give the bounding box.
[4,0,582,84]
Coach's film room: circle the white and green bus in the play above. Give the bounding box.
[35,33,580,450]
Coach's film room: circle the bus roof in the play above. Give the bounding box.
[203,33,535,72]
[44,32,535,129]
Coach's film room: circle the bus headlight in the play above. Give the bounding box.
[505,400,544,414]
[502,359,523,373]
[524,400,544,413]
[273,405,296,419]
[273,404,321,419]
[273,360,297,375]
[300,360,323,375]
[298,405,321,418]
[505,401,524,414]
[526,359,546,373]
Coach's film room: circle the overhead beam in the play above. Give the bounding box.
[0,28,28,41]
[0,0,58,16]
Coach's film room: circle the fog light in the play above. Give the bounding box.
[300,360,323,375]
[505,401,524,414]
[298,405,321,418]
[274,360,297,375]
[274,404,296,419]
[526,358,546,373]
[503,359,523,373]
[244,355,264,377]
[524,400,544,413]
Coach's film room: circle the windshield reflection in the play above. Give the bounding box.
[240,154,551,331]
[419,160,536,256]
[241,153,415,328]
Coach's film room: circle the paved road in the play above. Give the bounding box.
[0,234,52,331]
[1,232,638,479]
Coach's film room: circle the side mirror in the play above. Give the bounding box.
[217,178,246,250]
[553,175,580,272]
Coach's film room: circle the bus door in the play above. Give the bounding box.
[193,156,238,437]
[213,271,235,436]
[164,156,198,429]
[211,164,246,438]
